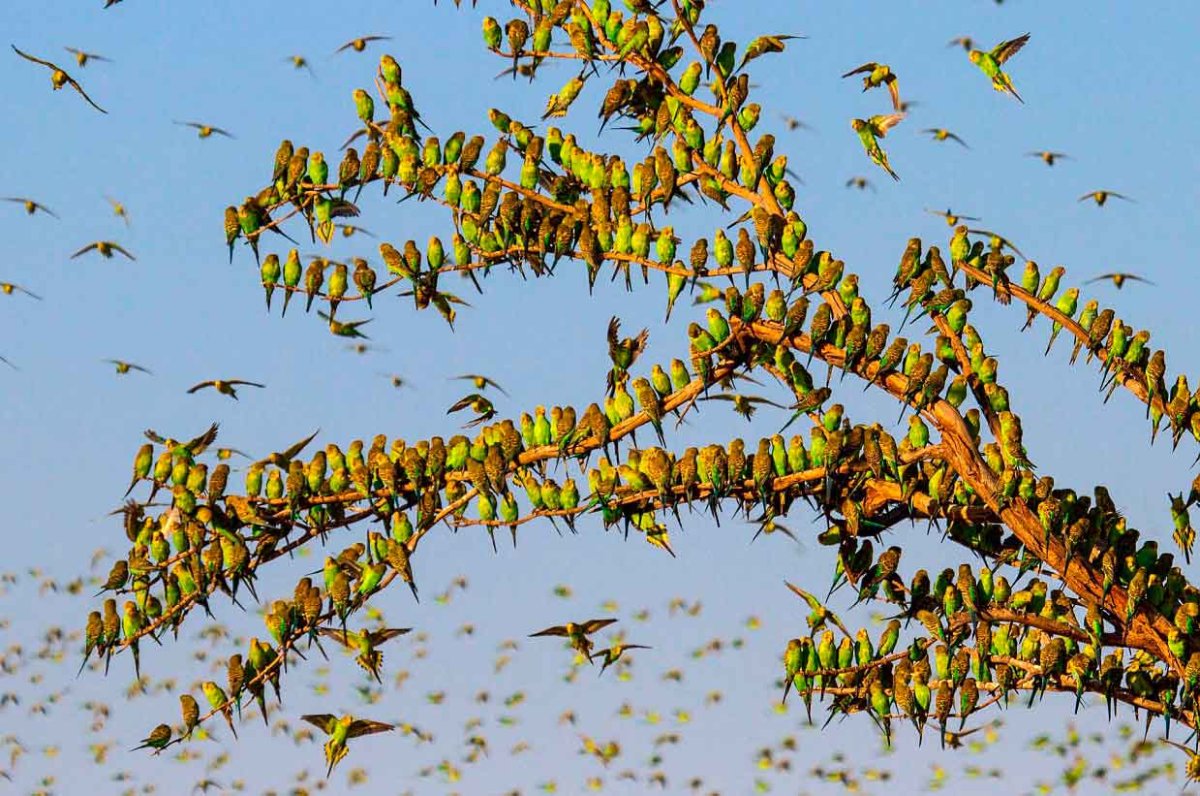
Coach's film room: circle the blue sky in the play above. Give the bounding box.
[2,0,1199,792]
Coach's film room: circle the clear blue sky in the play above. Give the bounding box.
[2,0,1199,792]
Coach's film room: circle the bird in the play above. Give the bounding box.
[780,114,812,132]
[446,393,496,427]
[968,228,1027,260]
[701,393,786,421]
[286,54,315,76]
[851,114,905,181]
[71,241,135,260]
[131,724,172,754]
[453,373,509,396]
[12,45,107,113]
[103,359,151,375]
[64,47,112,67]
[380,373,409,389]
[530,619,619,663]
[967,34,1031,102]
[105,196,130,226]
[1086,272,1153,289]
[595,642,651,677]
[1079,190,1133,207]
[926,208,980,226]
[922,128,969,147]
[300,714,394,777]
[318,627,412,683]
[1027,150,1069,167]
[186,379,266,400]
[334,35,391,55]
[845,176,875,192]
[174,121,235,139]
[3,197,58,218]
[0,282,41,300]
[841,62,901,111]
[0,356,16,370]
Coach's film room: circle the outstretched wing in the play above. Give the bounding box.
[300,714,338,734]
[346,718,395,738]
[840,62,876,78]
[992,33,1030,65]
[65,74,107,113]
[529,624,569,637]
[12,45,57,70]
[581,618,619,634]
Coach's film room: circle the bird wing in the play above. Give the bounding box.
[447,394,484,414]
[483,377,509,396]
[110,243,135,259]
[372,627,413,643]
[11,45,57,70]
[529,625,569,637]
[276,428,320,462]
[210,126,235,138]
[128,363,152,374]
[334,41,356,54]
[886,78,901,111]
[64,73,107,113]
[606,316,620,349]
[187,381,215,393]
[992,33,1031,65]
[300,714,338,734]
[227,380,266,388]
[784,580,821,611]
[945,132,968,147]
[186,422,220,454]
[581,618,619,634]
[317,628,355,648]
[346,719,394,738]
[70,243,98,257]
[1109,192,1134,201]
[840,62,876,78]
[873,113,905,136]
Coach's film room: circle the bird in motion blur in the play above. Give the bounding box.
[104,359,152,375]
[64,47,112,67]
[1028,150,1069,166]
[106,196,130,226]
[926,208,980,226]
[530,618,619,663]
[174,121,235,139]
[922,128,969,147]
[453,373,509,396]
[1086,272,1153,289]
[12,45,107,113]
[335,35,391,55]
[72,241,135,260]
[4,197,58,218]
[186,379,266,400]
[286,54,315,76]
